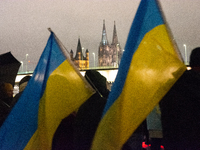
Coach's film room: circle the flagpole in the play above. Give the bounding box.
[156,0,184,63]
[47,28,80,67]
[48,28,71,56]
[47,28,96,93]
[47,28,81,73]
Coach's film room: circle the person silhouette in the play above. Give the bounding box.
[12,75,31,108]
[73,70,110,150]
[160,47,200,149]
[0,82,13,126]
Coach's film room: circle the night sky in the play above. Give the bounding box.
[1,0,200,71]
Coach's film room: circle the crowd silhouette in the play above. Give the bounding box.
[1,47,200,150]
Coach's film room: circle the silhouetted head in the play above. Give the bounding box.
[19,75,31,92]
[85,70,109,97]
[190,47,200,68]
[0,82,13,98]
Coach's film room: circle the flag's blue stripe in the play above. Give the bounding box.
[103,0,164,116]
[0,32,65,150]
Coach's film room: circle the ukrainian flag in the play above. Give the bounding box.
[91,0,186,149]
[0,31,94,150]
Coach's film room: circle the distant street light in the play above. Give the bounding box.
[26,54,29,72]
[20,61,23,72]
[183,44,187,65]
[93,53,95,67]
[82,47,84,60]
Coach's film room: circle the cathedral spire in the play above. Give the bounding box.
[77,37,82,53]
[75,37,83,59]
[101,20,109,45]
[112,21,118,44]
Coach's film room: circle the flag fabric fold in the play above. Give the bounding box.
[0,31,95,150]
[91,0,186,149]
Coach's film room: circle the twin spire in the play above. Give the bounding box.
[112,21,118,45]
[101,20,108,45]
[99,20,122,67]
[101,20,118,46]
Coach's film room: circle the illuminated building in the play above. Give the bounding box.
[70,38,89,69]
[98,20,122,67]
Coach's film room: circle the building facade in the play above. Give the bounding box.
[98,20,122,67]
[70,38,89,69]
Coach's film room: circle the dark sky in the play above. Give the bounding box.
[1,0,200,72]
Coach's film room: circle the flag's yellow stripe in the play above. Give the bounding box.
[25,60,93,150]
[92,25,186,150]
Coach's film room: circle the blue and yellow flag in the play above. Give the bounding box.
[0,31,95,150]
[91,0,186,149]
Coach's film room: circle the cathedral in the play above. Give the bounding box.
[70,38,89,69]
[98,20,123,67]
[70,20,122,69]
